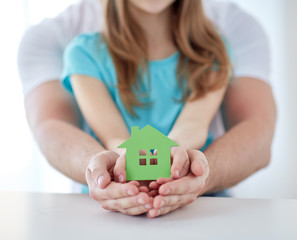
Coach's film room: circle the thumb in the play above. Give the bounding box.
[113,152,126,183]
[86,151,118,189]
[188,150,209,178]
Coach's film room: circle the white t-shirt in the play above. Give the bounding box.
[17,0,270,139]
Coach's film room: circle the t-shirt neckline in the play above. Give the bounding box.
[148,51,180,67]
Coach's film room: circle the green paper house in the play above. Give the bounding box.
[118,125,178,181]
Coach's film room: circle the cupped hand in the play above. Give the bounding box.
[86,150,153,215]
[147,149,209,218]
[113,146,191,197]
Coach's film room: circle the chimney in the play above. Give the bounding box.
[131,126,139,136]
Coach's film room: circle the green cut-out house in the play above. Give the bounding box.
[118,125,178,181]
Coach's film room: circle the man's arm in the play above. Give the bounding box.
[25,80,153,215]
[202,77,276,193]
[148,77,276,217]
[25,80,105,184]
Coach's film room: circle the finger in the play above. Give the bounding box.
[159,175,205,196]
[119,204,151,216]
[139,186,149,193]
[187,150,209,177]
[148,204,183,218]
[149,181,160,190]
[148,190,158,197]
[129,181,140,187]
[87,151,119,188]
[156,177,173,185]
[170,146,189,179]
[101,192,152,211]
[153,194,196,209]
[93,181,139,201]
[113,153,126,183]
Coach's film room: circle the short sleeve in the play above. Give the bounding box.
[61,36,103,94]
[223,5,270,83]
[17,0,102,98]
[203,1,271,84]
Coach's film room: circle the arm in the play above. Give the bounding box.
[168,73,227,150]
[70,75,130,154]
[19,0,152,215]
[148,77,276,217]
[25,81,105,184]
[202,77,276,193]
[26,81,152,215]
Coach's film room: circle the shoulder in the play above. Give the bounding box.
[203,0,267,38]
[203,0,270,83]
[64,32,108,61]
[68,32,103,50]
[17,0,103,98]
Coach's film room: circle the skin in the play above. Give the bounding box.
[147,77,276,217]
[69,0,226,215]
[25,76,276,218]
[24,0,276,218]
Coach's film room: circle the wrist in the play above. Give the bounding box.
[168,129,208,150]
[105,138,128,155]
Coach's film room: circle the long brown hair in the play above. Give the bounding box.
[102,0,231,115]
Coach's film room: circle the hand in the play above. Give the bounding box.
[148,145,191,195]
[170,146,191,179]
[113,146,191,196]
[147,149,209,218]
[86,150,153,215]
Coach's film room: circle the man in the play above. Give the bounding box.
[18,0,276,217]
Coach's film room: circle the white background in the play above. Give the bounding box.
[0,0,296,198]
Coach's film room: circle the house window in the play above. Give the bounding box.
[139,158,146,166]
[150,149,157,155]
[139,150,147,156]
[150,158,158,165]
[138,149,158,166]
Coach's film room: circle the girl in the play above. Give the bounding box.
[61,0,231,216]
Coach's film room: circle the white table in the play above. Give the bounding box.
[1,192,296,240]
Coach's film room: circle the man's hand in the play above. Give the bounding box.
[147,150,209,218]
[112,145,191,196]
[86,150,153,215]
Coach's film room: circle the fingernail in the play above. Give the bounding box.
[97,175,104,186]
[145,204,151,209]
[160,200,165,207]
[127,189,135,196]
[175,170,180,177]
[137,198,145,204]
[118,175,124,183]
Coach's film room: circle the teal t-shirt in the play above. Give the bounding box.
[61,32,233,195]
[61,32,215,147]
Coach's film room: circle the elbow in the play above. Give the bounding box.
[255,115,276,171]
[260,149,272,169]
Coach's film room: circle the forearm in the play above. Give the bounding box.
[201,116,274,194]
[33,119,105,184]
[168,120,208,150]
[168,86,226,149]
[71,75,130,154]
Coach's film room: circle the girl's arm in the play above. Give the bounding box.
[168,73,227,150]
[70,75,130,154]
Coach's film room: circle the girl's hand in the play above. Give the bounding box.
[113,146,191,195]
[86,150,153,215]
[113,152,155,195]
[170,146,190,179]
[147,149,209,218]
[148,145,191,193]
